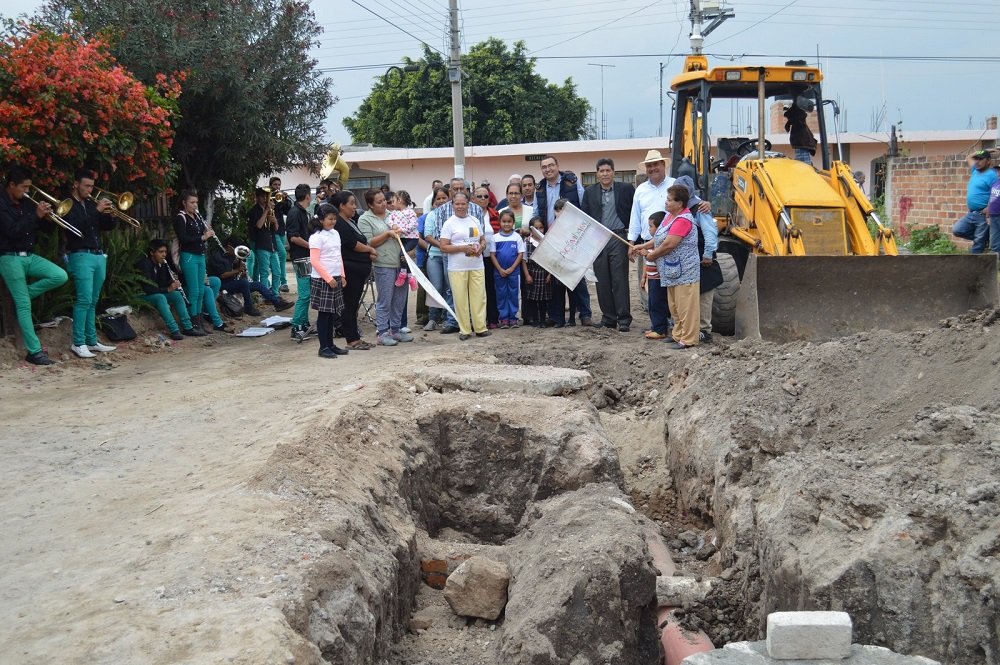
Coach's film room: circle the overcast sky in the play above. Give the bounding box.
[3,0,998,145]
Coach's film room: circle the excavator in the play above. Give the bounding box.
[664,3,997,342]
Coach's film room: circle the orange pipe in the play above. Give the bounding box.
[659,608,715,665]
[646,529,715,665]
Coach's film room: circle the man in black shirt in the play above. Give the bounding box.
[285,183,313,340]
[0,165,69,365]
[63,168,117,358]
[207,236,292,316]
[135,238,206,340]
[248,187,277,291]
[268,176,292,293]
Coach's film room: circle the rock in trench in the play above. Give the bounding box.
[443,556,510,621]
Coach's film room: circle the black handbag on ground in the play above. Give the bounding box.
[97,313,137,341]
[218,292,244,318]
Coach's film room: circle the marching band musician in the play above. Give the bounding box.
[135,238,206,340]
[285,184,314,341]
[268,176,291,294]
[249,187,278,293]
[207,235,292,316]
[63,168,117,359]
[172,189,215,332]
[0,165,69,366]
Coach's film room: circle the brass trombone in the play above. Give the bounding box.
[91,187,141,228]
[26,186,82,237]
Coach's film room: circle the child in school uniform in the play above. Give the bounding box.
[490,209,525,328]
[522,216,551,328]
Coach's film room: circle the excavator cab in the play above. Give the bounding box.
[667,57,997,341]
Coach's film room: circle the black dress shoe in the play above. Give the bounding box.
[330,345,349,355]
[475,330,491,338]
[170,331,184,341]
[553,322,565,328]
[245,307,263,317]
[318,347,339,359]
[25,351,53,366]
[617,324,631,333]
[440,325,460,334]
[183,327,207,337]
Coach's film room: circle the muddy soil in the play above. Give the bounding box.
[2,281,997,664]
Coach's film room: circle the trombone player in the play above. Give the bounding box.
[0,165,69,366]
[63,168,117,359]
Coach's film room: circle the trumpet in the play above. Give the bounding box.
[91,187,141,228]
[26,186,83,238]
[263,187,286,204]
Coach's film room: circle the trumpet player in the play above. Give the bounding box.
[135,238,206,340]
[269,176,291,294]
[249,187,279,293]
[64,168,117,359]
[207,235,292,316]
[172,189,215,331]
[0,165,69,366]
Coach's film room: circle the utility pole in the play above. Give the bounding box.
[448,0,464,179]
[659,62,664,137]
[588,63,616,140]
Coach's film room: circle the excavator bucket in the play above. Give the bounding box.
[736,254,999,342]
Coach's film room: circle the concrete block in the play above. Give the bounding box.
[656,575,715,607]
[681,641,942,665]
[414,363,591,396]
[766,611,852,660]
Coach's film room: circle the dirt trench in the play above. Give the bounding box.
[251,364,665,665]
[510,316,1000,664]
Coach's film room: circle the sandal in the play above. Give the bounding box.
[348,340,373,350]
[643,331,669,340]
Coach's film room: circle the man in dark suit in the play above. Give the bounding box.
[582,158,635,331]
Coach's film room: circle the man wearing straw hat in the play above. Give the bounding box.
[629,149,675,339]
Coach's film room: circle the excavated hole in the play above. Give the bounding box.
[292,388,639,665]
[493,347,762,647]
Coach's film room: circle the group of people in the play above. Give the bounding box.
[0,149,723,365]
[404,151,721,348]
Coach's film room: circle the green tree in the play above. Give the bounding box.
[38,0,333,196]
[344,39,593,148]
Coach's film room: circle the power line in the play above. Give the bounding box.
[529,0,662,54]
[347,0,446,56]
[711,0,802,46]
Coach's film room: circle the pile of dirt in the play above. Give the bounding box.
[661,315,1000,663]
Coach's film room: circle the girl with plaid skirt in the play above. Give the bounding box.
[309,203,349,359]
[522,216,552,328]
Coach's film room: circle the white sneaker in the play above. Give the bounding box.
[70,344,96,358]
[399,326,411,334]
[88,342,117,353]
[423,320,438,331]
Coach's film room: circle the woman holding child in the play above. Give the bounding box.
[358,189,411,347]
[630,184,700,349]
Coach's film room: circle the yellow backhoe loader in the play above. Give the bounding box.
[663,4,997,342]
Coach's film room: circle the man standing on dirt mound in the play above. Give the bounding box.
[629,150,675,340]
[952,149,997,254]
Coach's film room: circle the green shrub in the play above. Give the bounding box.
[905,224,961,255]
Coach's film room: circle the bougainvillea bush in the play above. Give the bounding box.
[0,23,181,192]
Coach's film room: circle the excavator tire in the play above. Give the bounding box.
[711,252,740,335]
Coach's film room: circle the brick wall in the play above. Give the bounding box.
[887,152,971,242]
[769,101,820,135]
